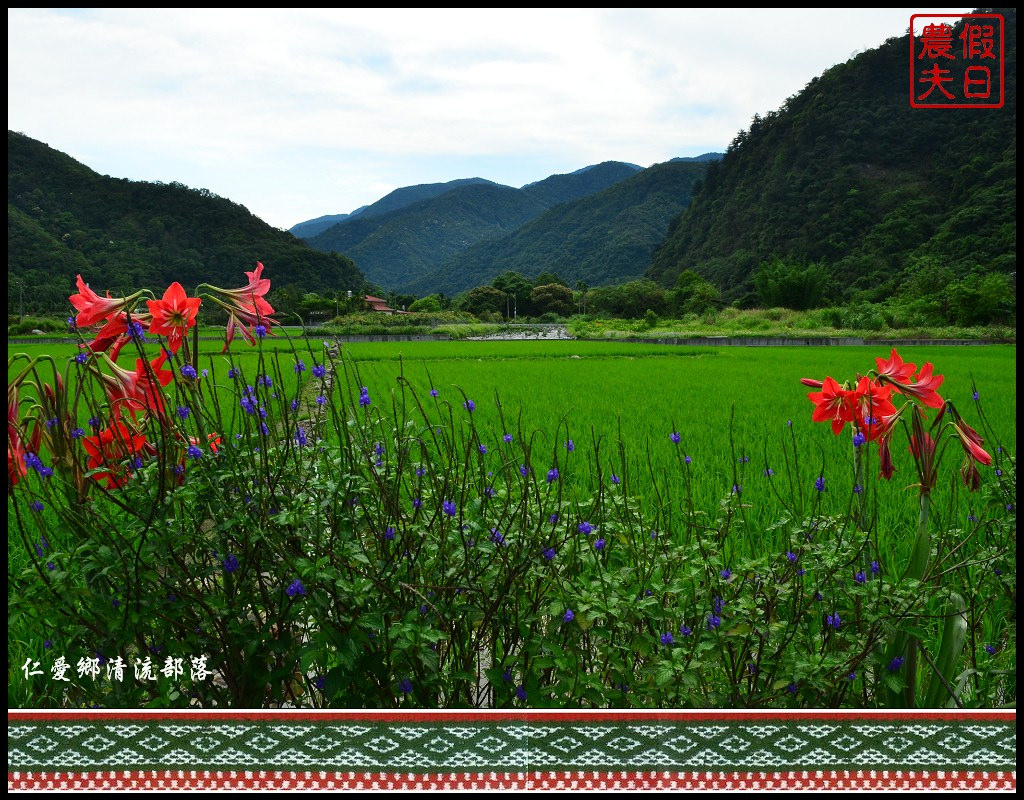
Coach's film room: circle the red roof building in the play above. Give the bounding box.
[364,295,405,314]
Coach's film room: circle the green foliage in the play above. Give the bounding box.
[408,294,443,313]
[459,286,508,318]
[753,257,831,310]
[530,283,575,317]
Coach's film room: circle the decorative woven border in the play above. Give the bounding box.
[8,711,1016,792]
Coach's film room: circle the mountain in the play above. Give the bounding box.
[669,153,724,163]
[648,11,1016,307]
[307,183,549,289]
[305,161,643,290]
[289,212,357,239]
[7,131,368,315]
[343,177,498,223]
[407,160,709,296]
[519,161,643,207]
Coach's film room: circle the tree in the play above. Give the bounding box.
[532,271,567,287]
[460,285,507,318]
[530,283,575,317]
[409,294,443,312]
[753,257,830,310]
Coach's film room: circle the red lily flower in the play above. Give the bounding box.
[849,376,896,431]
[807,376,854,435]
[874,348,917,384]
[895,362,945,409]
[951,417,992,466]
[81,421,148,489]
[99,351,174,419]
[146,282,202,354]
[86,311,153,362]
[69,275,131,328]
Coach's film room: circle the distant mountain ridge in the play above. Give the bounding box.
[407,160,709,296]
[304,160,645,290]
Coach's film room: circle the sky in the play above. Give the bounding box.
[8,8,973,231]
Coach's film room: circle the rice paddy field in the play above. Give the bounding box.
[9,337,1017,566]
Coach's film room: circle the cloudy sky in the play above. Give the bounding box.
[8,8,971,230]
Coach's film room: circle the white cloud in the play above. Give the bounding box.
[7,7,973,228]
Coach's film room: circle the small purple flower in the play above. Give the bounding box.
[313,675,326,691]
[670,432,681,444]
[679,624,692,637]
[847,671,857,681]
[546,467,559,483]
[684,455,691,465]
[985,644,996,655]
[489,528,504,545]
[89,416,101,429]
[227,367,239,379]
[415,466,426,477]
[515,685,527,702]
[176,405,190,420]
[315,394,326,406]
[502,668,513,683]
[294,360,306,373]
[852,431,866,447]
[222,554,240,573]
[594,538,605,551]
[75,352,89,364]
[720,568,732,580]
[826,612,841,630]
[295,427,308,446]
[854,571,866,584]
[478,443,487,454]
[312,364,326,378]
[463,399,475,412]
[814,476,826,492]
[706,614,721,630]
[563,609,575,623]
[413,497,423,510]
[870,561,880,575]
[399,678,413,694]
[30,500,44,512]
[44,638,54,649]
[887,656,904,671]
[254,324,267,338]
[430,388,439,398]
[660,632,674,646]
[359,387,371,407]
[611,473,620,485]
[45,417,58,429]
[385,527,396,540]
[180,364,197,379]
[174,464,185,476]
[786,551,797,563]
[67,316,76,329]
[520,464,529,477]
[548,513,559,524]
[286,579,306,598]
[503,433,513,443]
[442,499,457,516]
[484,486,495,497]
[787,682,799,693]
[713,596,724,614]
[787,420,793,428]
[578,521,594,535]
[47,561,56,571]
[763,468,774,476]
[797,568,806,577]
[565,439,574,452]
[543,547,556,561]
[70,426,85,439]
[972,389,980,401]
[186,445,203,460]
